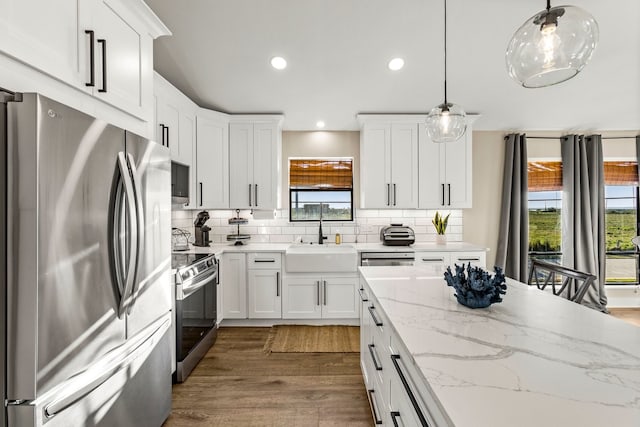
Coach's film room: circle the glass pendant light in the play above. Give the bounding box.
[506,0,599,88]
[426,0,467,144]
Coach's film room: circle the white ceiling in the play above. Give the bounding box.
[146,0,640,132]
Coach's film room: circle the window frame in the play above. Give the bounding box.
[288,157,354,223]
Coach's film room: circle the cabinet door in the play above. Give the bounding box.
[450,251,486,269]
[418,126,446,209]
[322,276,359,319]
[156,96,179,154]
[444,131,472,208]
[248,270,282,319]
[0,0,88,91]
[229,122,253,209]
[92,0,145,118]
[361,123,392,208]
[252,123,278,210]
[221,253,247,319]
[390,123,418,208]
[178,112,195,167]
[216,276,223,325]
[282,277,321,319]
[196,115,229,209]
[414,252,451,276]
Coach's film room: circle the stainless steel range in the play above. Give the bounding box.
[172,253,218,382]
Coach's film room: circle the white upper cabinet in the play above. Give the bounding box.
[0,0,169,121]
[154,72,196,166]
[196,110,229,209]
[0,0,89,91]
[418,118,476,209]
[359,116,419,209]
[229,117,283,210]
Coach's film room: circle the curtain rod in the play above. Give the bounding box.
[524,136,639,140]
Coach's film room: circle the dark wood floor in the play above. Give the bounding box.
[163,327,372,427]
[610,307,640,327]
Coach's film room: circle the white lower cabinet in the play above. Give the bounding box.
[247,253,282,319]
[220,252,247,319]
[361,279,449,427]
[282,274,359,319]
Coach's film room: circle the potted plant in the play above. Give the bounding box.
[432,211,450,244]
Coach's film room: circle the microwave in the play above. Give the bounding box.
[171,162,190,205]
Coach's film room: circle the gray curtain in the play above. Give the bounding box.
[561,135,607,312]
[496,134,529,282]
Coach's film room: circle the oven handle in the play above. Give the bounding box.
[178,270,217,300]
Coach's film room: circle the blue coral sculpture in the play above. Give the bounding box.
[444,264,507,308]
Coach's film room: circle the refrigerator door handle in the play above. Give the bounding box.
[115,152,138,317]
[43,316,170,418]
[125,153,145,314]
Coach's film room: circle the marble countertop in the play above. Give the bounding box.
[172,241,487,256]
[359,266,640,427]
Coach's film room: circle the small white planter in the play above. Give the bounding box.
[435,234,447,245]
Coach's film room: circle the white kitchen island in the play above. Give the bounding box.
[359,266,640,427]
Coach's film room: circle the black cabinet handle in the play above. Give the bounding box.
[386,183,390,206]
[368,344,383,371]
[391,411,401,427]
[368,306,382,326]
[323,280,327,306]
[254,259,276,263]
[97,39,107,93]
[316,281,320,306]
[254,184,258,207]
[358,287,368,302]
[458,257,480,262]
[165,125,169,148]
[421,257,445,262]
[199,182,203,206]
[441,183,445,206]
[447,183,451,206]
[391,355,429,426]
[276,272,280,297]
[85,30,95,87]
[248,184,252,206]
[393,183,397,206]
[367,390,383,425]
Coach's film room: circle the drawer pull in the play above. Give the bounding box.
[457,257,480,262]
[367,344,383,371]
[358,287,369,302]
[254,259,276,263]
[391,354,429,426]
[367,389,383,425]
[368,306,383,327]
[421,258,444,262]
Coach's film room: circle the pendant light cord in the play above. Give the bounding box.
[546,0,551,12]
[443,0,448,105]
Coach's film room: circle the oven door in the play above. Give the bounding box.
[175,269,217,370]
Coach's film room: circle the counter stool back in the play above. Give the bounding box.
[527,259,596,304]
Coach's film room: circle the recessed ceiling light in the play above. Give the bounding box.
[316,121,325,129]
[270,56,287,70]
[388,58,405,71]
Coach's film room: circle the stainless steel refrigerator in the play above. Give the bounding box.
[2,93,172,426]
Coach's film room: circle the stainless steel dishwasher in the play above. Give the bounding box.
[360,251,415,266]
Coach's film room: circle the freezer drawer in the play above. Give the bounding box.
[7,314,171,427]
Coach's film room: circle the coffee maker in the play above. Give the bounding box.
[193,210,211,247]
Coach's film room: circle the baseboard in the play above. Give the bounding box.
[219,318,360,327]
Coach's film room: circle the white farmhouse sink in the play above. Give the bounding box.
[285,244,358,273]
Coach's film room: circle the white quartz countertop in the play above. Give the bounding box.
[359,266,640,427]
[172,241,487,256]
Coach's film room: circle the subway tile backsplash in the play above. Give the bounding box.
[171,208,463,245]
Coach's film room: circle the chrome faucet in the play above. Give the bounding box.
[318,210,327,244]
